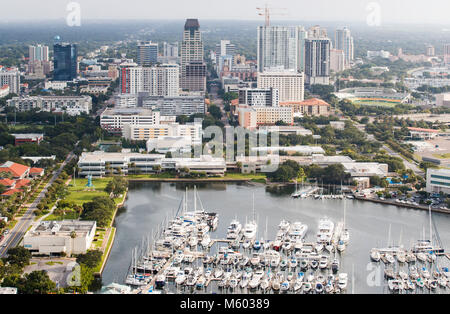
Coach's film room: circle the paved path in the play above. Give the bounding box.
[0,152,75,257]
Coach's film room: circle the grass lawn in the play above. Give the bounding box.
[66,178,123,206]
[351,100,399,107]
[44,210,79,221]
[45,261,63,266]
[223,173,267,180]
[433,153,450,159]
[94,227,116,274]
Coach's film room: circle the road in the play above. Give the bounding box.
[0,152,75,258]
[382,145,424,177]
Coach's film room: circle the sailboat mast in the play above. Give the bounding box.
[194,186,197,212]
[429,205,433,245]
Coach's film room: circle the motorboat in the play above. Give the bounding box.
[288,257,298,269]
[196,276,206,289]
[248,276,260,290]
[253,239,262,251]
[278,220,290,233]
[188,236,198,247]
[316,217,334,243]
[289,221,308,239]
[260,277,270,291]
[155,274,166,289]
[325,244,334,253]
[175,271,186,285]
[282,238,293,251]
[370,249,380,262]
[229,277,238,290]
[384,253,395,264]
[226,219,242,239]
[340,229,350,244]
[243,220,257,240]
[331,258,339,274]
[396,251,406,263]
[240,256,249,267]
[240,276,249,289]
[409,266,419,280]
[303,282,312,293]
[242,239,252,249]
[310,259,318,269]
[337,240,346,252]
[337,273,348,290]
[421,267,430,279]
[319,256,329,269]
[315,282,324,293]
[214,267,224,279]
[280,281,290,292]
[272,239,282,252]
[201,234,211,248]
[406,252,417,263]
[388,279,404,292]
[417,252,427,263]
[250,253,261,266]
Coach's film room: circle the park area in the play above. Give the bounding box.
[351,98,401,108]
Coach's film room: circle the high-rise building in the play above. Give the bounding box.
[29,45,49,62]
[238,88,279,107]
[426,45,435,57]
[304,28,331,85]
[330,49,345,73]
[215,40,236,72]
[181,19,206,92]
[119,63,179,96]
[53,43,78,81]
[163,42,179,58]
[0,67,20,95]
[257,70,304,102]
[444,44,450,65]
[335,27,354,67]
[257,26,307,73]
[137,41,158,66]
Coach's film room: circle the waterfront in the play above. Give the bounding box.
[102,182,450,294]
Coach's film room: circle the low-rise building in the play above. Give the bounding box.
[122,121,202,144]
[7,95,92,115]
[426,168,450,194]
[147,136,193,154]
[280,98,331,117]
[100,108,161,135]
[237,105,294,129]
[408,127,440,140]
[23,220,97,256]
[12,133,44,146]
[257,125,313,136]
[77,151,226,177]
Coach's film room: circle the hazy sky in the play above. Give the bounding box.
[2,0,450,25]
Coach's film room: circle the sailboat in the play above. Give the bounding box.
[340,198,350,244]
[243,194,257,240]
[291,180,301,198]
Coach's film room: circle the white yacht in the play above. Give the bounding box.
[316,217,335,243]
[337,273,348,290]
[226,219,242,239]
[243,221,257,240]
[200,234,211,248]
[289,221,308,239]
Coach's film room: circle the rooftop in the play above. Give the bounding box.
[31,220,96,237]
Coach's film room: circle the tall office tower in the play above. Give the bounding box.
[119,64,179,96]
[181,19,206,91]
[335,27,354,67]
[304,27,331,85]
[444,44,450,64]
[53,42,78,81]
[257,26,307,73]
[257,70,304,102]
[330,49,345,73]
[215,40,236,65]
[426,45,435,57]
[0,67,21,94]
[163,42,179,57]
[29,45,49,62]
[137,41,158,66]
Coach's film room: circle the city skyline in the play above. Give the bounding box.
[1,0,450,25]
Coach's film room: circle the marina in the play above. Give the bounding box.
[101,182,450,294]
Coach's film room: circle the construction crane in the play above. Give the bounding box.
[256,4,288,27]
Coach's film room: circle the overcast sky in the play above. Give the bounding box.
[2,0,450,25]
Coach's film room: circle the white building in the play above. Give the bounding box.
[0,67,20,95]
[436,93,450,107]
[238,88,280,107]
[147,136,192,154]
[341,162,389,178]
[44,81,67,90]
[426,168,450,194]
[7,95,92,115]
[141,94,206,116]
[257,26,308,72]
[23,220,96,256]
[77,151,226,177]
[123,121,202,144]
[100,108,161,135]
[119,63,179,96]
[257,70,304,102]
[335,27,354,67]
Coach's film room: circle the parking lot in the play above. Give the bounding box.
[23,258,78,288]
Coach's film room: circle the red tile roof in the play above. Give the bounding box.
[231,99,239,106]
[0,162,30,178]
[0,178,15,187]
[30,167,44,174]
[280,98,331,106]
[407,127,440,133]
[1,189,21,196]
[15,179,30,189]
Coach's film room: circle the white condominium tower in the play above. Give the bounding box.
[257,70,304,102]
[335,27,354,67]
[119,63,179,96]
[181,19,206,92]
[257,26,308,73]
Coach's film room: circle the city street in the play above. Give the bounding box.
[0,152,75,258]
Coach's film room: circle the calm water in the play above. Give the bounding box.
[102,182,450,294]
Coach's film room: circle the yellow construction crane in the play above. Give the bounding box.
[256,4,288,27]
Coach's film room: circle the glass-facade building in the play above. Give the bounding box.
[53,43,78,81]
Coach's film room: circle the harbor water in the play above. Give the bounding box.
[101,182,450,294]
